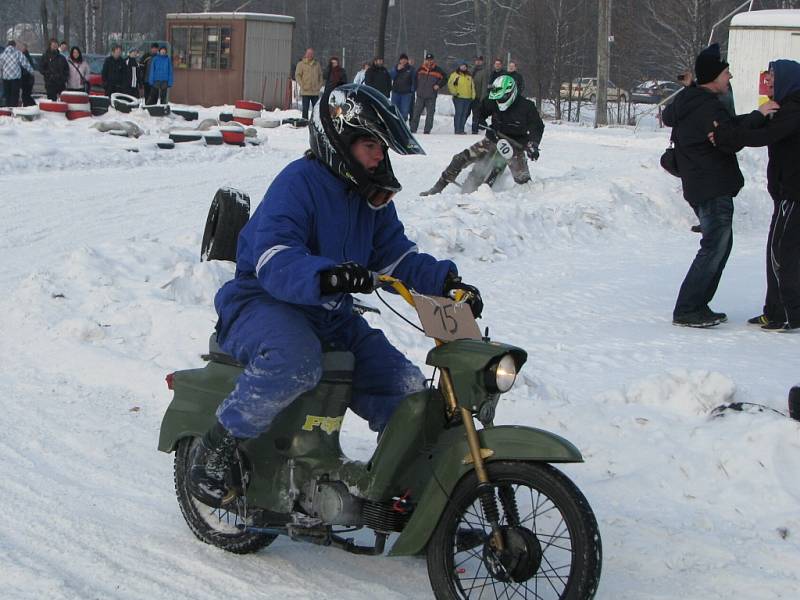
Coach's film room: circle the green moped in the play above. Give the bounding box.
[158,275,602,599]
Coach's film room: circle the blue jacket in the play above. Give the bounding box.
[148,54,173,86]
[215,157,456,338]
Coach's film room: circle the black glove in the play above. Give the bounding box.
[320,262,375,295]
[484,128,498,143]
[525,142,540,161]
[443,273,483,319]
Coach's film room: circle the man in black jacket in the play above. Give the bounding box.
[663,44,774,328]
[715,60,800,332]
[102,45,127,97]
[390,53,415,121]
[421,74,544,195]
[365,56,392,97]
[39,39,68,100]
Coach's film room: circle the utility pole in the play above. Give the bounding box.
[377,0,390,59]
[595,0,610,127]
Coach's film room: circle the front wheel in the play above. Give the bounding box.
[427,461,602,599]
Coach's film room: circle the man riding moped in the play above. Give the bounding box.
[421,74,545,195]
[189,84,483,506]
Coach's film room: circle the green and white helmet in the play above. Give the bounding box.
[488,75,518,111]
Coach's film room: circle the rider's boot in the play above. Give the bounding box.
[189,421,241,507]
[420,176,450,196]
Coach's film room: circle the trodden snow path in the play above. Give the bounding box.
[0,106,798,599]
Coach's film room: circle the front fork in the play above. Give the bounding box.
[439,368,507,552]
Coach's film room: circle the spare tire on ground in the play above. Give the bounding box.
[219,111,234,122]
[89,95,110,116]
[144,103,170,117]
[111,92,139,113]
[201,188,251,262]
[172,108,199,121]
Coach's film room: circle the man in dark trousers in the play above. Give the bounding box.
[410,53,446,134]
[102,45,127,97]
[390,53,415,121]
[142,43,158,101]
[421,74,544,195]
[39,38,68,100]
[663,43,775,328]
[470,56,487,134]
[0,41,34,107]
[715,60,800,332]
[365,56,392,97]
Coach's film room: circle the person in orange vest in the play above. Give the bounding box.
[410,53,446,134]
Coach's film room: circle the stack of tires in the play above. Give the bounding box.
[233,100,262,125]
[61,91,92,120]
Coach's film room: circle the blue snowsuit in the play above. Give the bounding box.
[214,156,456,438]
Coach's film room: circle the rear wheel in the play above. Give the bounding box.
[200,187,250,262]
[174,437,276,554]
[427,461,602,599]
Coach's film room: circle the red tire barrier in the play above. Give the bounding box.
[38,101,69,113]
[220,126,246,146]
[234,100,263,112]
[66,111,92,120]
[0,108,13,117]
[60,91,90,104]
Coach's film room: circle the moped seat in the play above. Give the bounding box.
[204,333,355,380]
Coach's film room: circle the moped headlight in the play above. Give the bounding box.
[485,354,517,393]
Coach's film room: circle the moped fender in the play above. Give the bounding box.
[388,424,583,556]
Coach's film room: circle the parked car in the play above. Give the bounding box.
[559,77,629,103]
[630,80,682,104]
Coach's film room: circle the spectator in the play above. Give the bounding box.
[146,45,173,105]
[488,58,507,89]
[470,55,487,134]
[507,60,525,96]
[323,56,348,93]
[714,60,800,332]
[447,61,475,134]
[40,38,69,100]
[353,61,369,85]
[65,46,90,93]
[365,56,392,97]
[20,44,35,106]
[125,48,141,98]
[410,53,446,135]
[390,53,415,121]
[0,40,34,107]
[102,45,127,97]
[295,47,323,119]
[142,43,158,101]
[59,41,69,57]
[663,43,774,328]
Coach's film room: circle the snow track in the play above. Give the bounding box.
[1,105,798,599]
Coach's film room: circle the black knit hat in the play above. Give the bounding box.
[695,43,729,85]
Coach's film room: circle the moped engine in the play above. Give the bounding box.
[302,480,364,526]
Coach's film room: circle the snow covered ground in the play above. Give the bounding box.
[1,98,798,600]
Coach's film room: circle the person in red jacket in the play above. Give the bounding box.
[410,53,446,134]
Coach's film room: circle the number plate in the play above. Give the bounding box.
[496,138,514,160]
[412,293,482,342]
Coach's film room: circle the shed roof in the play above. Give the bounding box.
[730,9,800,29]
[166,12,295,24]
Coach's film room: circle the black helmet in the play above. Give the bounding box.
[309,83,425,206]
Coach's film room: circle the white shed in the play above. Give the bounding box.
[727,9,800,113]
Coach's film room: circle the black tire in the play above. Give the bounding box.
[427,461,602,600]
[200,188,250,262]
[174,437,276,554]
